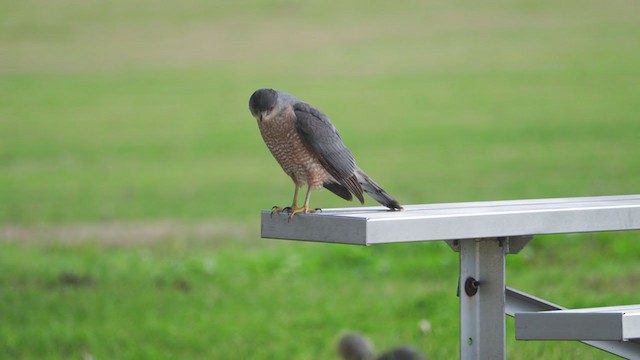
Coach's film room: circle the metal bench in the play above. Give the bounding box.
[516,304,640,342]
[261,194,640,359]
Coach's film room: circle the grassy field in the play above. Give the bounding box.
[1,0,640,358]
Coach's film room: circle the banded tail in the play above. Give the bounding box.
[355,169,403,211]
[322,169,403,211]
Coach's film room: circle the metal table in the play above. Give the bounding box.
[261,195,640,359]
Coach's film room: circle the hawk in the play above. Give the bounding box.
[249,88,403,218]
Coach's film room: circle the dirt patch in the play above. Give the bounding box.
[0,219,256,245]
[58,272,97,288]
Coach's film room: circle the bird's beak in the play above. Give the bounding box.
[259,111,269,123]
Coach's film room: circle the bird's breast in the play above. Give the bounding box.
[258,108,330,188]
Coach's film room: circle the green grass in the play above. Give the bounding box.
[1,0,640,358]
[3,236,640,359]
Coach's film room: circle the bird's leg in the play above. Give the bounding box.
[288,184,319,219]
[271,186,300,217]
[291,185,300,210]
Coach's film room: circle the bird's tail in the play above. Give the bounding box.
[355,169,403,211]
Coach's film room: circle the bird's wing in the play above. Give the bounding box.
[293,102,364,203]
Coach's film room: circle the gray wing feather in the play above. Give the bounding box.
[293,102,365,203]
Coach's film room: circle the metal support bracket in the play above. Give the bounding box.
[450,236,533,359]
[446,235,533,254]
[458,238,509,359]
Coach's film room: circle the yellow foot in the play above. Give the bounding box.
[287,206,319,220]
[271,206,322,221]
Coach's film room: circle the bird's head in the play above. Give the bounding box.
[249,88,278,123]
[337,332,376,360]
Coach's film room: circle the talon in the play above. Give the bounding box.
[270,206,288,218]
[287,206,303,221]
[314,208,322,213]
[287,206,320,220]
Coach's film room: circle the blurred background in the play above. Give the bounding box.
[1,0,639,358]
